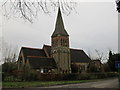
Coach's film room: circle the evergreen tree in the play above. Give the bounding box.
[108,51,120,72]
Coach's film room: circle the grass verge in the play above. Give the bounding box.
[3,79,98,88]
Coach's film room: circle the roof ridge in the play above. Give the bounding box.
[27,56,53,58]
[43,44,51,47]
[22,47,43,50]
[70,48,83,51]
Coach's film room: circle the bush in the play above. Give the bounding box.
[90,72,118,79]
[63,73,79,80]
[106,72,118,77]
[36,72,119,81]
[3,72,118,81]
[96,73,107,79]
[78,73,91,80]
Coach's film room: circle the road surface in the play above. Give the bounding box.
[41,78,119,88]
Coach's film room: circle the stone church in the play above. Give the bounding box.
[18,8,91,74]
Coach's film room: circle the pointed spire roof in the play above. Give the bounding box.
[52,7,69,37]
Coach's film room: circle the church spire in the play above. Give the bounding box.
[52,7,69,37]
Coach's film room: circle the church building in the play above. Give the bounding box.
[18,8,91,74]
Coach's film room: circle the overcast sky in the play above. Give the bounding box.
[1,1,118,63]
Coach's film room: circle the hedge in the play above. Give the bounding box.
[37,72,118,81]
[3,72,119,81]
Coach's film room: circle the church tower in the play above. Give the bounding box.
[51,8,71,73]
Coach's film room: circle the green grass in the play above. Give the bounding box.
[3,80,97,88]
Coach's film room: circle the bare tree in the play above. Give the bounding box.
[87,49,106,63]
[94,49,108,63]
[2,0,77,23]
[116,0,120,13]
[2,39,18,63]
[87,49,93,59]
[0,41,1,68]
[95,49,103,61]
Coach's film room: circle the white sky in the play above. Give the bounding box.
[1,1,118,63]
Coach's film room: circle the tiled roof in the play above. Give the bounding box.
[28,57,56,69]
[43,45,51,57]
[43,45,91,63]
[19,45,91,69]
[70,49,91,63]
[91,59,101,63]
[21,47,47,60]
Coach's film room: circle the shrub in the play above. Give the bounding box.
[37,72,118,81]
[78,73,91,80]
[106,72,118,77]
[97,73,107,79]
[3,72,118,82]
[63,73,79,80]
[38,73,62,81]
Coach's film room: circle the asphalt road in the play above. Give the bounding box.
[2,78,119,90]
[41,78,119,88]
